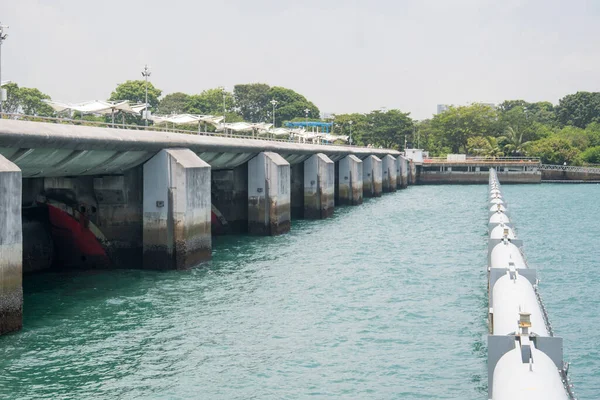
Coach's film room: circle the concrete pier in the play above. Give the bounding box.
[143,149,212,269]
[362,155,383,197]
[409,160,417,185]
[398,156,409,188]
[338,155,363,206]
[382,155,397,193]
[303,154,335,219]
[248,152,291,235]
[0,155,22,335]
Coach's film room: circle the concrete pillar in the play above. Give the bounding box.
[399,156,409,188]
[248,152,291,235]
[290,163,304,219]
[409,160,417,185]
[304,153,335,219]
[382,154,398,193]
[362,155,382,198]
[211,163,248,234]
[338,155,363,206]
[395,156,402,189]
[0,155,22,335]
[143,149,212,270]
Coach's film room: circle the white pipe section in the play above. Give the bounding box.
[489,212,510,225]
[490,240,526,269]
[492,274,548,336]
[489,204,508,214]
[489,224,516,240]
[493,345,568,400]
[490,198,505,205]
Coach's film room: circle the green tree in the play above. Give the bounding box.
[580,146,600,164]
[233,83,270,123]
[186,88,235,115]
[555,91,600,128]
[269,86,319,127]
[484,137,504,158]
[364,109,414,149]
[466,136,489,155]
[17,87,53,116]
[500,126,530,156]
[431,104,498,153]
[528,136,581,164]
[0,83,53,116]
[109,80,162,109]
[333,113,369,145]
[158,92,190,114]
[109,80,162,125]
[2,83,21,114]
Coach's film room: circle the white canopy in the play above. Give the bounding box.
[217,122,272,133]
[43,99,144,116]
[150,114,224,126]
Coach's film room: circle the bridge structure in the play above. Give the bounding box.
[0,118,415,335]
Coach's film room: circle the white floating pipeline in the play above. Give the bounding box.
[486,169,576,400]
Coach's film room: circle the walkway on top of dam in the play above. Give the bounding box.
[0,119,400,175]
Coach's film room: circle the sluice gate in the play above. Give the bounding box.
[486,168,575,400]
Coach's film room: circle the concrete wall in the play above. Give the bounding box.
[418,171,541,185]
[362,155,383,197]
[542,169,600,181]
[248,152,291,235]
[93,168,143,267]
[338,155,363,206]
[382,155,398,193]
[303,153,335,219]
[0,155,22,335]
[211,164,248,233]
[290,163,304,219]
[143,149,212,269]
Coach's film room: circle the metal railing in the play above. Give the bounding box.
[540,164,600,174]
[424,156,541,163]
[0,113,356,147]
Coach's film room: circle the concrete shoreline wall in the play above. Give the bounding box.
[419,163,542,184]
[541,169,600,181]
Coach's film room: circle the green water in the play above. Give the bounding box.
[1,184,597,399]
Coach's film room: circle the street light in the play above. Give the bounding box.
[304,108,310,130]
[348,120,353,145]
[270,99,278,138]
[222,87,227,124]
[0,23,9,114]
[141,64,151,127]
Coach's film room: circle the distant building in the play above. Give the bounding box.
[437,104,451,114]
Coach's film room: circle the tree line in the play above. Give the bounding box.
[3,79,600,163]
[417,92,600,165]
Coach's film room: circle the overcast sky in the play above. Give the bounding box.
[1,0,599,119]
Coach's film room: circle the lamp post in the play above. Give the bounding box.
[348,120,353,145]
[141,64,151,127]
[304,108,309,129]
[0,23,8,114]
[222,87,227,123]
[270,99,278,138]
